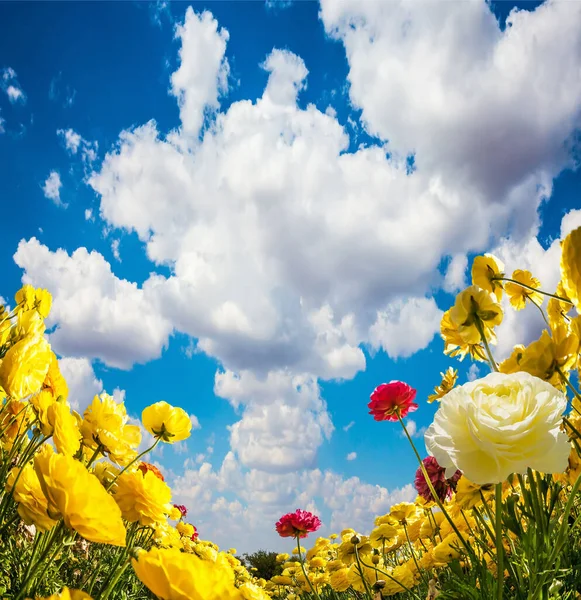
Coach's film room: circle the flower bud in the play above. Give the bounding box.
[373,580,386,591]
[350,535,361,545]
[371,555,380,565]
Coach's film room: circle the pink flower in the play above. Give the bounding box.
[173,504,188,518]
[276,509,322,539]
[368,381,418,422]
[415,456,461,503]
[190,524,199,541]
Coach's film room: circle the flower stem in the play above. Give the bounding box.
[107,437,161,490]
[491,277,573,305]
[295,535,321,600]
[474,316,498,372]
[495,483,504,600]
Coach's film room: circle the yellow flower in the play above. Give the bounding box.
[369,523,398,546]
[425,372,570,484]
[239,582,270,600]
[7,463,58,531]
[43,353,69,402]
[432,533,462,565]
[114,468,172,526]
[560,225,581,310]
[276,553,290,562]
[34,444,126,546]
[428,367,458,403]
[32,588,92,600]
[471,254,504,301]
[449,286,503,345]
[0,399,31,447]
[142,401,192,443]
[382,564,416,595]
[81,393,141,465]
[14,284,37,311]
[499,345,526,374]
[329,568,350,592]
[440,309,488,362]
[389,502,418,525]
[132,547,242,600]
[0,333,52,400]
[177,522,195,538]
[505,269,543,310]
[49,401,82,456]
[454,476,494,510]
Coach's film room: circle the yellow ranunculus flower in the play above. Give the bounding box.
[382,563,416,595]
[0,399,31,447]
[176,521,195,538]
[454,476,494,510]
[505,269,543,310]
[43,353,69,402]
[276,553,289,562]
[0,333,52,400]
[14,284,36,311]
[239,582,270,600]
[7,463,58,532]
[432,533,462,565]
[560,225,581,310]
[132,547,242,600]
[471,254,505,301]
[449,286,503,345]
[142,401,192,443]
[34,444,126,546]
[114,468,172,526]
[440,309,488,362]
[48,401,82,456]
[425,372,570,484]
[81,393,141,466]
[31,588,92,600]
[428,367,458,403]
[369,522,398,546]
[389,502,418,525]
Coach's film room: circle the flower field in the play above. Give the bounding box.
[1,225,581,600]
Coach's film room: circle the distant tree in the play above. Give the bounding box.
[239,550,282,581]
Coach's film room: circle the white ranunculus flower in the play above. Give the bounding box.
[424,371,570,485]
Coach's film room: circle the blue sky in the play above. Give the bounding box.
[1,0,581,551]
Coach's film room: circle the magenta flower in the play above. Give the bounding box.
[368,381,418,422]
[415,456,461,503]
[275,509,322,539]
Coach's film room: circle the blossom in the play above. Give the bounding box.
[34,444,126,545]
[560,225,581,311]
[368,381,418,422]
[33,589,92,600]
[7,463,58,532]
[0,334,52,400]
[454,476,494,510]
[471,254,504,301]
[424,372,570,484]
[138,461,165,481]
[448,285,503,345]
[142,401,192,443]
[131,547,242,600]
[414,456,461,503]
[81,393,141,466]
[505,269,543,310]
[428,367,457,403]
[114,468,172,527]
[275,509,321,538]
[49,402,82,456]
[173,503,187,518]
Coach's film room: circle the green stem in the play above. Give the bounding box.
[491,277,573,305]
[474,316,499,372]
[353,544,374,599]
[531,298,550,329]
[397,414,473,557]
[557,367,581,404]
[402,522,428,587]
[357,556,423,600]
[107,437,161,490]
[295,535,321,600]
[495,483,504,600]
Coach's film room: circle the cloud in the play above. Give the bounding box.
[189,414,201,430]
[49,72,76,107]
[346,451,357,461]
[343,421,355,432]
[42,171,65,207]
[443,254,468,293]
[2,67,26,104]
[57,128,98,163]
[111,239,121,262]
[402,419,426,439]
[58,356,103,412]
[467,363,480,382]
[13,238,173,369]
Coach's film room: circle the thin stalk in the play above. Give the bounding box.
[474,316,499,372]
[295,535,321,600]
[491,277,573,305]
[353,544,374,599]
[107,437,161,490]
[495,483,504,600]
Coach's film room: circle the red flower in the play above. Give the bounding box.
[191,525,199,541]
[174,504,188,518]
[275,509,321,539]
[368,381,418,422]
[138,462,165,481]
[415,456,461,503]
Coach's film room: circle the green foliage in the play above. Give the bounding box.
[240,550,283,581]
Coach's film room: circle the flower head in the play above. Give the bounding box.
[368,381,418,422]
[414,456,461,503]
[173,503,187,518]
[425,371,570,484]
[142,401,192,443]
[138,461,165,481]
[428,367,458,403]
[505,269,543,310]
[276,509,321,538]
[471,254,504,301]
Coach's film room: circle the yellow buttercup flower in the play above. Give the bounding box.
[505,269,543,310]
[142,401,192,443]
[382,563,416,595]
[34,444,126,546]
[43,353,69,402]
[560,225,581,310]
[432,533,462,565]
[389,502,418,525]
[471,254,505,301]
[0,399,31,447]
[49,401,82,456]
[441,309,488,362]
[176,522,195,538]
[132,547,242,600]
[448,286,503,345]
[454,476,494,510]
[239,582,270,600]
[428,367,458,403]
[0,333,52,400]
[114,468,172,527]
[31,588,92,600]
[7,463,58,532]
[14,284,37,311]
[81,393,141,466]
